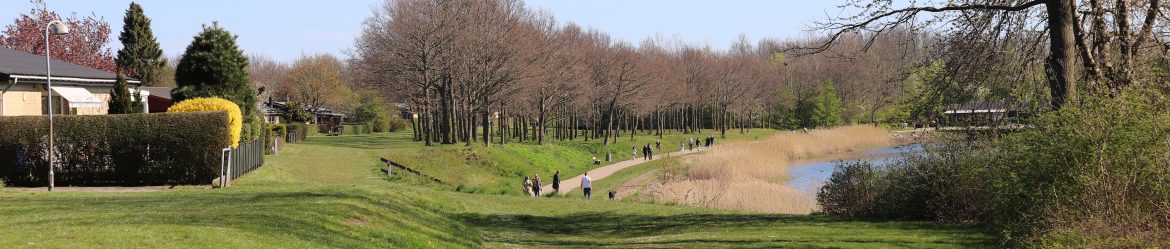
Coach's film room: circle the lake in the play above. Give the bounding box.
[787,144,924,197]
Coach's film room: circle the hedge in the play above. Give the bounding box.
[0,112,231,186]
[341,124,372,135]
[168,97,242,148]
[286,123,311,142]
[265,124,286,154]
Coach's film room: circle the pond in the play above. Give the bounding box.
[786,144,924,197]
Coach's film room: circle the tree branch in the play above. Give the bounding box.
[785,0,1047,56]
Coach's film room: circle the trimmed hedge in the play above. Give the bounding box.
[0,112,231,186]
[168,97,242,148]
[286,123,311,142]
[341,124,372,135]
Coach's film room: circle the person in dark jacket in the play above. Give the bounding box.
[552,171,561,194]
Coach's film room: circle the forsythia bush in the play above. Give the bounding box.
[168,97,242,148]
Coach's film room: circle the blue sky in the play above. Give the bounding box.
[0,0,838,62]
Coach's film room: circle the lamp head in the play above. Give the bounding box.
[49,21,70,35]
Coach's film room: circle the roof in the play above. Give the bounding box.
[0,46,139,84]
[139,87,172,99]
[945,102,1016,114]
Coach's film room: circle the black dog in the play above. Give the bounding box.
[608,190,617,200]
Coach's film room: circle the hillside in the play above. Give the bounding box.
[0,131,993,248]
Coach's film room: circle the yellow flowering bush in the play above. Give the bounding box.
[168,97,242,148]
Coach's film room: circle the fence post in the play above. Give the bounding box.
[220,148,231,188]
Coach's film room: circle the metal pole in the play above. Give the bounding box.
[45,21,56,192]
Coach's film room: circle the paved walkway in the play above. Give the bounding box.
[543,147,705,195]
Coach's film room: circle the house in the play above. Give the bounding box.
[140,87,172,113]
[260,98,284,124]
[0,47,144,116]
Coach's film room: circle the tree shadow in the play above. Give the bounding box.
[454,211,994,248]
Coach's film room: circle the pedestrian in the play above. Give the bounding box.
[522,176,533,197]
[647,144,654,160]
[655,140,661,150]
[532,174,542,197]
[632,147,637,160]
[552,170,561,194]
[581,172,593,199]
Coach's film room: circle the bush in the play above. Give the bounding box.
[0,112,231,186]
[817,161,883,218]
[285,123,310,142]
[168,97,242,148]
[264,124,286,154]
[388,115,409,132]
[817,141,991,222]
[989,91,1170,246]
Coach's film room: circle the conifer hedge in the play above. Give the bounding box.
[0,112,231,186]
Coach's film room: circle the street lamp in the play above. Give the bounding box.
[45,20,69,191]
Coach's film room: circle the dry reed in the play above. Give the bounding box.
[646,125,893,214]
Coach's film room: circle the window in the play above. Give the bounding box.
[41,96,64,115]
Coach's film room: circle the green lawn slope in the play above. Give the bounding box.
[0,130,993,248]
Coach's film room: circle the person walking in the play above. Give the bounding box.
[522,176,533,197]
[647,144,654,160]
[632,147,637,160]
[552,170,561,194]
[581,173,593,199]
[655,140,661,150]
[532,174,542,197]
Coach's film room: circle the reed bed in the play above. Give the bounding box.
[646,125,893,214]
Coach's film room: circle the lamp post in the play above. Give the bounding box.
[45,20,70,191]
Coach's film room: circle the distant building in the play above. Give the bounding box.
[0,47,144,116]
[943,102,1022,127]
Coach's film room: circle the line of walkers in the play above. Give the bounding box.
[683,136,717,151]
[522,171,562,197]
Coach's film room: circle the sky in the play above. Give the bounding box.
[0,0,839,63]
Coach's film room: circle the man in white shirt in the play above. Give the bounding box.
[581,173,593,199]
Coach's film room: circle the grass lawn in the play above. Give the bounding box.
[0,130,995,248]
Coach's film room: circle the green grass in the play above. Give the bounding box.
[0,130,995,248]
[335,129,777,195]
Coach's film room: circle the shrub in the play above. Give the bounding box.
[263,123,285,155]
[168,97,241,148]
[388,114,409,132]
[817,141,991,222]
[817,161,884,218]
[0,112,231,186]
[989,90,1170,246]
[285,123,310,142]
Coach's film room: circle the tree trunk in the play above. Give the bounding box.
[1046,0,1076,109]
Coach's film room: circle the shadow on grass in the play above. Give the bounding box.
[300,133,416,150]
[0,188,480,248]
[454,211,994,248]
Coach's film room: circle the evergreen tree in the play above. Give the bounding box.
[814,79,845,127]
[108,73,133,114]
[174,22,260,139]
[115,2,166,86]
[174,22,255,116]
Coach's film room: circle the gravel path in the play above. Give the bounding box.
[543,147,704,195]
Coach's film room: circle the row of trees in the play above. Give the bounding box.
[351,0,923,147]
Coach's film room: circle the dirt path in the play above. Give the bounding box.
[543,147,704,195]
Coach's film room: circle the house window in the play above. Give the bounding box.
[41,96,64,115]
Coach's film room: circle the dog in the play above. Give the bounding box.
[608,190,617,200]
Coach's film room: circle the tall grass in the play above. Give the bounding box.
[646,125,893,213]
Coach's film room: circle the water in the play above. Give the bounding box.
[787,144,923,197]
